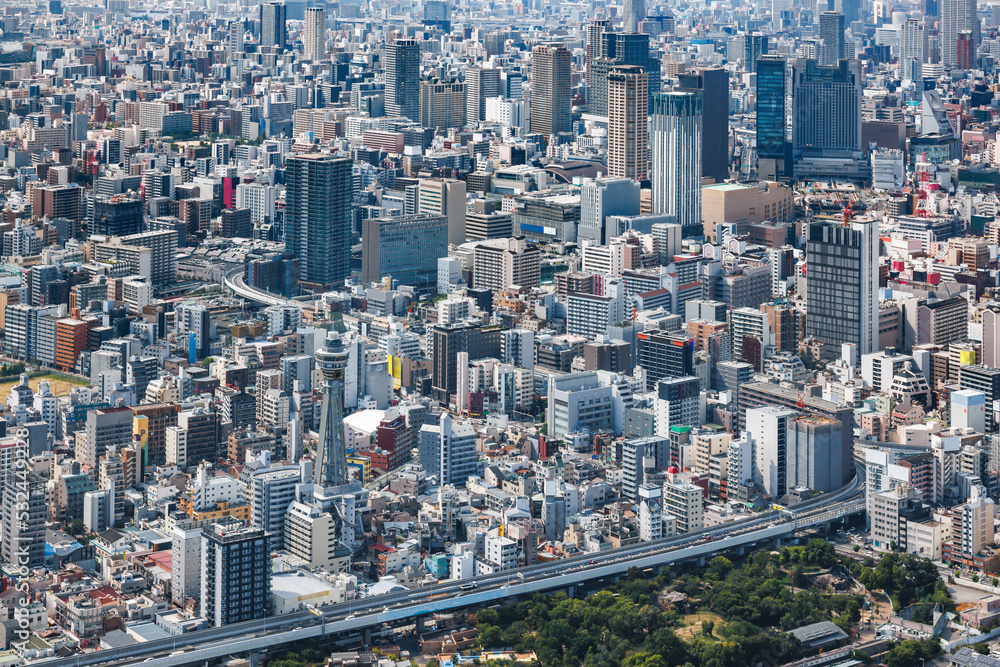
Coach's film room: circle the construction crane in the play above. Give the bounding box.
[842,198,854,225]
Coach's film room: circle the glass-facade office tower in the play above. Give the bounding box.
[756,55,787,180]
[676,68,729,183]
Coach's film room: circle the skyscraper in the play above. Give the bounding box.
[314,331,350,489]
[941,0,978,67]
[792,59,862,156]
[622,0,646,32]
[650,91,702,231]
[818,11,845,65]
[607,65,648,181]
[285,154,352,291]
[201,523,271,627]
[590,32,660,117]
[259,2,286,50]
[585,19,611,92]
[741,34,769,72]
[228,19,244,59]
[756,55,788,180]
[899,18,926,81]
[676,68,729,182]
[302,7,325,61]
[530,44,572,137]
[385,39,421,121]
[805,218,879,357]
[419,78,467,129]
[466,68,501,124]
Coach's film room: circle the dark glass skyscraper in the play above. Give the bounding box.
[676,68,729,183]
[590,32,660,116]
[285,154,352,291]
[756,54,787,180]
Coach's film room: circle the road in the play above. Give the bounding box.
[35,471,865,667]
[223,267,360,331]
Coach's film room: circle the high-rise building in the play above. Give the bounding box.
[585,20,611,92]
[418,179,467,245]
[466,68,501,124]
[941,0,978,67]
[676,68,729,183]
[530,44,572,137]
[228,20,244,58]
[650,91,702,230]
[302,7,325,60]
[171,526,202,605]
[805,218,879,357]
[637,331,695,391]
[818,11,846,65]
[470,237,542,291]
[956,30,974,69]
[419,414,477,485]
[899,19,926,82]
[385,39,421,121]
[249,464,299,550]
[361,214,448,287]
[607,65,648,181]
[590,32,660,117]
[314,332,350,489]
[756,55,788,180]
[960,365,1000,432]
[792,59,862,156]
[622,0,646,32]
[91,195,143,237]
[285,154,352,291]
[2,472,45,569]
[259,2,286,50]
[419,78,466,129]
[201,522,271,627]
[741,34,769,72]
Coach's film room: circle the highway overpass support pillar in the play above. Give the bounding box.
[416,616,426,634]
[698,556,705,567]
[363,627,372,645]
[249,650,261,667]
[736,546,745,556]
[566,585,576,598]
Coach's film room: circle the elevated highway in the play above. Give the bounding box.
[37,473,865,667]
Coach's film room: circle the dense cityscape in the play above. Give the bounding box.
[0,0,999,665]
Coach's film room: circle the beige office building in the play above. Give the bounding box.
[701,181,793,242]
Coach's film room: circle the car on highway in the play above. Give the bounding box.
[459,582,477,591]
[589,560,597,564]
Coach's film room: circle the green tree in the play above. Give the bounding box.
[622,652,669,667]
